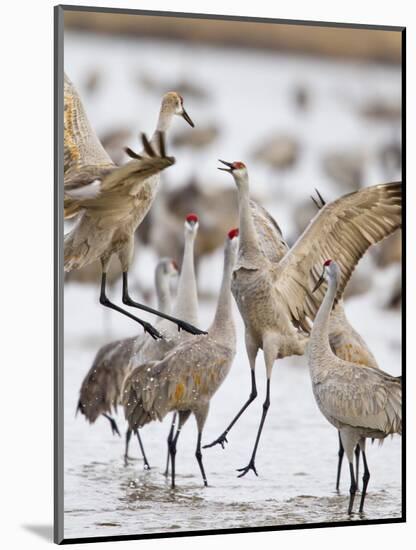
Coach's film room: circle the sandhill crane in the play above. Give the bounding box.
[309,259,401,514]
[329,302,379,490]
[312,190,380,490]
[123,229,239,488]
[204,160,401,479]
[133,213,200,365]
[131,213,201,475]
[76,257,178,467]
[63,73,202,339]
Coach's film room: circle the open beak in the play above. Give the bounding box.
[218,159,233,172]
[312,269,325,293]
[181,108,195,128]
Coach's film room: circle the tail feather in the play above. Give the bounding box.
[64,235,91,272]
[75,399,83,418]
[122,365,161,430]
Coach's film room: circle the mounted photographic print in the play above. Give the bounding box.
[54,5,405,544]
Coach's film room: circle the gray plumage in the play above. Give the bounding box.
[123,231,238,487]
[77,337,136,425]
[64,130,175,272]
[206,160,401,479]
[310,189,380,489]
[64,74,189,273]
[76,258,177,429]
[308,260,401,514]
[329,302,378,369]
[132,215,200,366]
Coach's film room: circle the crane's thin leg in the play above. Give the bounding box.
[102,413,121,437]
[358,450,370,514]
[169,411,190,489]
[163,413,177,477]
[336,431,344,491]
[99,273,163,340]
[122,272,206,336]
[195,432,208,487]
[124,429,133,466]
[237,378,271,478]
[204,369,257,449]
[348,461,357,515]
[355,445,361,491]
[134,430,151,470]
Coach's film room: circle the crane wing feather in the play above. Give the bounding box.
[314,364,401,435]
[64,132,175,220]
[64,73,115,184]
[277,182,401,331]
[250,200,289,263]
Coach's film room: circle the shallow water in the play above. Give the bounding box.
[64,289,401,539]
[63,33,402,539]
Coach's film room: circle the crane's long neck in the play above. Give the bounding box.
[151,106,175,145]
[329,299,347,329]
[209,245,236,346]
[173,230,199,325]
[309,272,338,368]
[236,179,261,264]
[155,271,172,315]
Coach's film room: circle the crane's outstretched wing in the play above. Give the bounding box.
[314,363,401,435]
[276,182,401,331]
[64,73,115,185]
[250,200,289,263]
[64,132,175,220]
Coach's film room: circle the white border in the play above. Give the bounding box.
[2,1,412,549]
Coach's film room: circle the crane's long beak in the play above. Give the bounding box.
[181,107,195,128]
[218,159,233,172]
[312,269,325,293]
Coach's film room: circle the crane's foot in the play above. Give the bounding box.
[123,455,139,466]
[176,319,207,336]
[142,321,163,341]
[237,459,258,478]
[143,460,151,471]
[203,433,228,450]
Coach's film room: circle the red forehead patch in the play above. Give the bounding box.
[324,259,332,266]
[186,213,198,223]
[232,161,246,170]
[171,260,178,270]
[228,228,239,239]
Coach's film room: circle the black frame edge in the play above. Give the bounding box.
[400,26,406,523]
